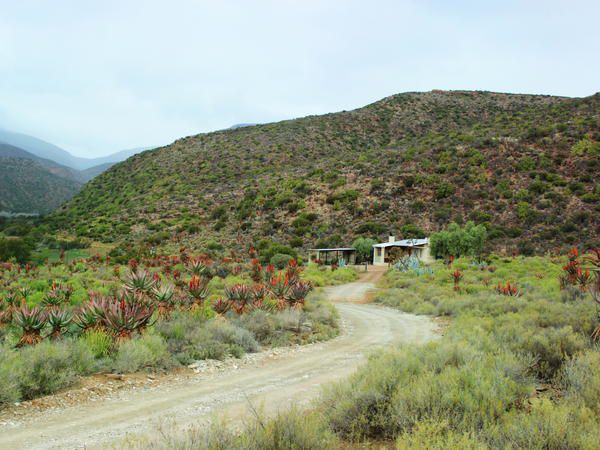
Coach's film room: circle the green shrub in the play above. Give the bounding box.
[270,253,294,269]
[0,345,23,407]
[113,334,172,373]
[559,350,600,415]
[396,420,487,450]
[80,329,113,359]
[18,339,95,399]
[485,399,600,449]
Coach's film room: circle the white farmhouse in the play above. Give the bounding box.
[372,236,432,266]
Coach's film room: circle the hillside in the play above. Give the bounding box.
[0,156,82,214]
[52,90,600,255]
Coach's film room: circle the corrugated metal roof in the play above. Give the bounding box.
[373,238,429,248]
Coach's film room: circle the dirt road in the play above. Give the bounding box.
[0,269,437,449]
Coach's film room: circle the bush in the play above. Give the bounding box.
[559,350,600,415]
[320,341,531,441]
[112,333,172,373]
[396,420,487,450]
[270,253,294,269]
[80,329,113,359]
[485,399,600,449]
[18,339,95,399]
[0,345,22,407]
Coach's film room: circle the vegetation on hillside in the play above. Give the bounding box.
[0,157,82,214]
[51,91,599,255]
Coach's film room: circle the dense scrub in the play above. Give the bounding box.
[0,253,343,408]
[320,255,600,447]
[51,91,599,254]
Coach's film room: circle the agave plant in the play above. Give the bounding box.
[124,269,157,294]
[152,284,175,318]
[286,281,312,308]
[225,284,253,314]
[188,275,210,307]
[13,305,47,347]
[47,308,72,339]
[103,299,155,340]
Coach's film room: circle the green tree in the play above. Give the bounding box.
[429,222,487,259]
[352,237,377,263]
[0,237,33,263]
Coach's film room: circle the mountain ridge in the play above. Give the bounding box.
[51,90,599,254]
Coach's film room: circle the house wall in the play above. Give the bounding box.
[372,245,433,266]
[373,247,386,265]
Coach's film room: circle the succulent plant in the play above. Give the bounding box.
[188,275,210,306]
[13,305,47,346]
[225,284,253,314]
[211,297,231,314]
[47,308,72,339]
[496,282,521,297]
[124,269,157,294]
[152,284,175,318]
[103,298,155,340]
[286,280,312,308]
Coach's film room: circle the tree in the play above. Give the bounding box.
[0,237,33,263]
[352,237,376,263]
[429,222,487,259]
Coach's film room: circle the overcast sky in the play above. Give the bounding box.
[0,1,598,157]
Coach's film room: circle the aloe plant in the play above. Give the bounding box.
[286,280,312,308]
[152,284,175,318]
[211,297,231,314]
[13,305,47,346]
[188,275,210,307]
[103,299,154,339]
[124,269,156,294]
[225,284,253,314]
[47,308,72,339]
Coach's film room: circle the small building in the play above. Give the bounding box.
[372,236,432,266]
[309,247,356,265]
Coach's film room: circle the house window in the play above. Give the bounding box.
[377,248,382,257]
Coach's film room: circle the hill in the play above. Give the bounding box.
[0,128,151,170]
[51,90,600,255]
[0,155,82,214]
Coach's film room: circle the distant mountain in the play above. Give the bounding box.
[0,128,152,170]
[0,143,83,182]
[0,155,82,215]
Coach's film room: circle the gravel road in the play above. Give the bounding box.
[0,270,437,449]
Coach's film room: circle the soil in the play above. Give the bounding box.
[0,267,439,449]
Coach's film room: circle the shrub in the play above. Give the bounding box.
[396,420,487,450]
[559,350,600,415]
[0,345,22,407]
[270,253,293,269]
[112,333,172,373]
[18,339,95,399]
[81,329,113,359]
[485,399,600,449]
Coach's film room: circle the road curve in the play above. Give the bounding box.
[0,274,437,449]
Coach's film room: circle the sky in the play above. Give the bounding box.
[0,1,598,158]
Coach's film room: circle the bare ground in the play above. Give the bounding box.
[0,267,438,449]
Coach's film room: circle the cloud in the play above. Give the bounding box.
[0,0,598,157]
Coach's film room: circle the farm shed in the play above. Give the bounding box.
[372,237,432,266]
[309,247,356,265]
